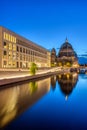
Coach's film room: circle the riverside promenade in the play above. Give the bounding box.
[0,67,70,87]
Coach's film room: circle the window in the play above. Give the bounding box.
[17,62,19,68]
[16,53,19,60]
[9,51,12,59]
[13,52,16,60]
[4,42,6,46]
[17,46,19,51]
[22,55,26,61]
[23,48,25,53]
[20,47,22,52]
[9,34,11,41]
[20,62,22,68]
[20,54,22,60]
[8,61,12,66]
[3,42,7,49]
[11,35,13,42]
[4,51,7,55]
[13,62,16,66]
[13,44,16,51]
[28,50,30,54]
[3,61,7,65]
[26,49,28,54]
[6,33,9,41]
[9,43,12,50]
[14,38,16,43]
[4,32,6,39]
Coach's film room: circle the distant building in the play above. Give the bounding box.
[51,48,57,66]
[0,26,51,69]
[57,38,78,67]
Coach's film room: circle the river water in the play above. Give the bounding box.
[0,73,87,130]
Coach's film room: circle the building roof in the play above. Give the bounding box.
[51,48,56,53]
[0,26,50,52]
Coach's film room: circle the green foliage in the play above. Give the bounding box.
[51,63,56,67]
[29,81,38,95]
[30,62,38,75]
[58,62,62,66]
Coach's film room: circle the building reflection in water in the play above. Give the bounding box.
[51,73,78,100]
[0,78,50,128]
[57,73,78,100]
[51,76,56,90]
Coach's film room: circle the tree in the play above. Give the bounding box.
[30,62,38,75]
[29,81,38,95]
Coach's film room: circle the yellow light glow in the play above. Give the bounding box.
[67,74,69,79]
[58,74,61,79]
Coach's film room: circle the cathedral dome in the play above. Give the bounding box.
[58,38,77,58]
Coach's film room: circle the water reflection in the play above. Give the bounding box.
[0,73,79,128]
[51,73,78,100]
[51,76,56,90]
[0,78,50,128]
[57,73,78,100]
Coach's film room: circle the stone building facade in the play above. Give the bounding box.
[0,26,51,69]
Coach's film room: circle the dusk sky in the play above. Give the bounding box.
[0,0,87,55]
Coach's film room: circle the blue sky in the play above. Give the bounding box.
[0,0,87,55]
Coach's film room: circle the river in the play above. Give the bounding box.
[0,73,87,129]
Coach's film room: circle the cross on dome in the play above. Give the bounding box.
[65,37,68,43]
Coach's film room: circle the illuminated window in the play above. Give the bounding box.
[6,33,8,41]
[13,61,16,66]
[11,36,13,42]
[14,37,16,43]
[13,52,16,57]
[4,32,6,39]
[9,51,12,59]
[9,34,11,41]
[9,43,12,50]
[3,42,7,49]
[13,37,14,42]
[8,61,12,66]
[13,44,16,51]
[11,35,13,42]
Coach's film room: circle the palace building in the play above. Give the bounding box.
[0,26,51,69]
